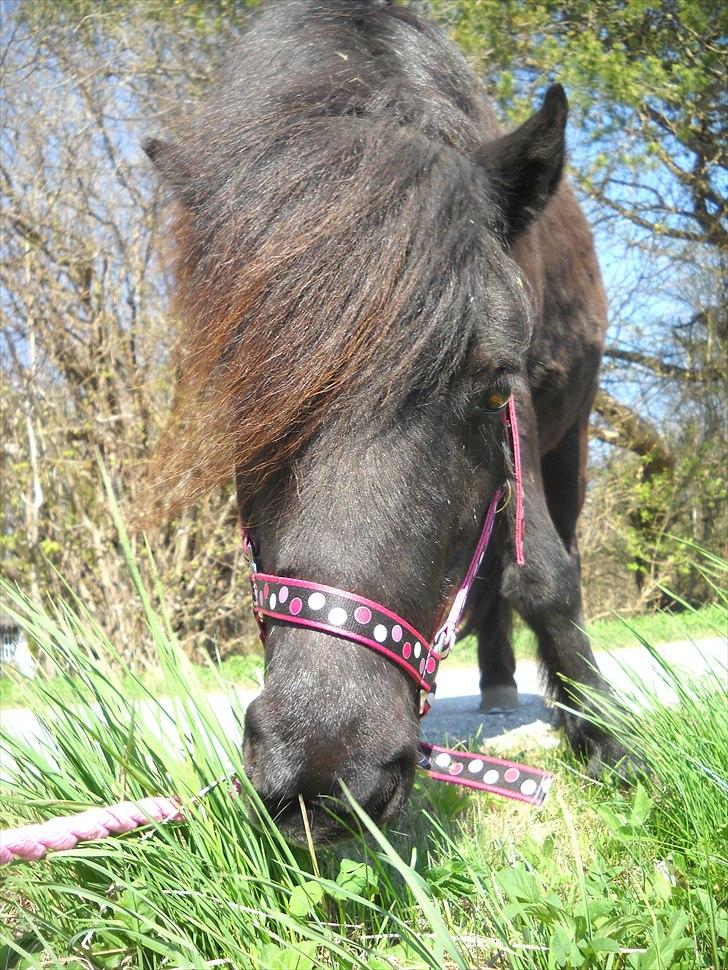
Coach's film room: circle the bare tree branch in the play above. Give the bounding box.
[603,345,724,384]
[593,390,675,476]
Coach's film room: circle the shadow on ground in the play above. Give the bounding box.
[421,692,551,747]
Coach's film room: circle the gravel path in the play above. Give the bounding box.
[2,637,725,769]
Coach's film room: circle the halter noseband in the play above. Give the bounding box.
[242,398,552,806]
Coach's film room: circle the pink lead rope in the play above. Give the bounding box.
[0,799,183,867]
[0,397,549,868]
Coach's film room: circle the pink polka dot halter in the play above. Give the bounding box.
[244,398,552,807]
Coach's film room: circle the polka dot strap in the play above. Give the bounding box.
[419,743,553,806]
[251,574,440,699]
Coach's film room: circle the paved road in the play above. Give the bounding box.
[424,635,726,750]
[2,638,725,770]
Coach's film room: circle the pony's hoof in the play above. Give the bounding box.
[480,685,519,713]
[584,738,646,785]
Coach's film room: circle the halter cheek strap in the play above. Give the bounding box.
[244,398,553,806]
[504,397,526,567]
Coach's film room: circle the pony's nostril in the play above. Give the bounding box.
[384,747,417,789]
[386,747,417,773]
[243,698,264,744]
[363,751,415,822]
[266,797,299,828]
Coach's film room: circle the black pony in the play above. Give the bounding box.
[145,0,627,841]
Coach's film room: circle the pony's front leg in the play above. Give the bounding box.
[468,564,520,712]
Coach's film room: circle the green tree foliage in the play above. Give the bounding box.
[435,0,725,246]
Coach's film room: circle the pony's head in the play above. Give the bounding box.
[144,0,567,841]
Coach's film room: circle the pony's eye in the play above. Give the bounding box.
[480,386,511,413]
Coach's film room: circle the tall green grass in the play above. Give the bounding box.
[1,486,726,968]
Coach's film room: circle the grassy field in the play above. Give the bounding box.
[1,507,726,968]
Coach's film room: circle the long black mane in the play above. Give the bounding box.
[145,0,526,517]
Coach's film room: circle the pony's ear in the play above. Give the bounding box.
[142,137,191,193]
[478,84,568,241]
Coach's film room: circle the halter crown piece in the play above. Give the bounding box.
[244,398,553,807]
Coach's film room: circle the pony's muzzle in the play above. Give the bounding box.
[242,694,416,841]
